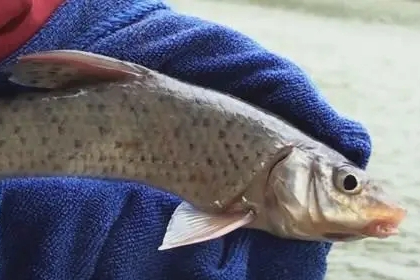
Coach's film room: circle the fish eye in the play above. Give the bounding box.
[334,168,362,194]
[343,174,358,191]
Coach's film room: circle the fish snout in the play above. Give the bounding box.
[361,203,407,238]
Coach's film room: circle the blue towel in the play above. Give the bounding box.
[0,0,372,279]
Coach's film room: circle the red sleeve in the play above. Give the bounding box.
[0,0,64,60]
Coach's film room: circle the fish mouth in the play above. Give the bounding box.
[360,206,407,239]
[323,220,401,241]
[360,220,400,239]
[324,205,407,241]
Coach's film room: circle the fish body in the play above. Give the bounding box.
[2,50,406,250]
[1,56,287,213]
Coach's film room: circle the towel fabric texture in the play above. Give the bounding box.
[0,0,372,279]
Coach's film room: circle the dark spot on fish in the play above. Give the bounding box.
[176,175,182,183]
[222,170,228,177]
[233,163,239,170]
[151,155,157,163]
[218,130,226,139]
[256,151,262,158]
[99,154,107,162]
[7,160,14,168]
[45,107,52,114]
[228,153,234,160]
[0,139,7,148]
[51,116,59,123]
[18,165,25,171]
[47,152,56,160]
[53,164,62,171]
[121,165,127,174]
[140,155,146,162]
[110,165,117,173]
[30,79,39,85]
[98,104,106,112]
[127,156,135,163]
[192,118,199,126]
[11,105,19,113]
[225,120,233,128]
[30,160,37,168]
[189,174,197,182]
[235,143,243,150]
[172,161,178,169]
[242,155,249,162]
[224,143,230,150]
[13,126,21,134]
[19,137,26,145]
[370,184,379,192]
[40,160,46,165]
[58,125,65,135]
[41,137,49,145]
[174,127,181,138]
[0,117,3,125]
[74,139,82,148]
[202,118,210,127]
[206,157,214,166]
[102,166,109,173]
[114,141,123,149]
[68,154,76,160]
[168,149,174,155]
[194,190,200,197]
[189,143,194,151]
[193,98,204,106]
[98,126,109,136]
[227,180,236,187]
[242,133,249,140]
[86,103,94,111]
[142,106,149,113]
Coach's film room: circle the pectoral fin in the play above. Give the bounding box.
[158,201,255,251]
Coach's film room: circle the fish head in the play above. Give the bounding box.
[312,162,406,242]
[264,146,406,242]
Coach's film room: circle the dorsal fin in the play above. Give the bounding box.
[7,50,141,89]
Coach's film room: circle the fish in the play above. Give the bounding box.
[1,49,406,251]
